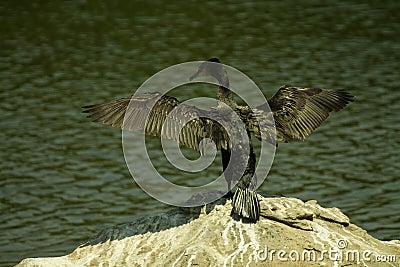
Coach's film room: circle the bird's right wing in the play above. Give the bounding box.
[82,92,230,152]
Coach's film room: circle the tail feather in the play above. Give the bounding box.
[232,187,260,221]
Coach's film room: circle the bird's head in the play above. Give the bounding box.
[189,58,226,83]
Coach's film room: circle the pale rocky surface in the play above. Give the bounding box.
[17,196,400,267]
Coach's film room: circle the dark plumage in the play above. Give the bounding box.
[82,58,353,221]
[256,85,354,142]
[82,92,231,152]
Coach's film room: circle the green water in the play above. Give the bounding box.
[1,1,399,266]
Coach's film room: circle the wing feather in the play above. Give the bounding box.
[251,85,353,142]
[82,92,229,152]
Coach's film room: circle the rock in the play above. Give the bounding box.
[17,196,400,267]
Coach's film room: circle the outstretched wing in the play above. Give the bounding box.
[252,85,353,142]
[82,92,230,152]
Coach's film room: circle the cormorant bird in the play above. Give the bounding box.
[82,58,353,221]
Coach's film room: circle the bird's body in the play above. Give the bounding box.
[83,58,353,221]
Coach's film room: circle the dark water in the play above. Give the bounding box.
[1,1,400,266]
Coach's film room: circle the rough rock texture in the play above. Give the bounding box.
[17,196,400,267]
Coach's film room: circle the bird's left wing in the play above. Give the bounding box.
[82,92,230,152]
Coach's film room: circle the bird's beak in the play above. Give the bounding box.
[189,69,206,81]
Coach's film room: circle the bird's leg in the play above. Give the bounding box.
[223,190,234,199]
[221,148,234,199]
[223,172,234,199]
[200,204,207,216]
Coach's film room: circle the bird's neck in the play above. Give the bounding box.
[216,74,235,108]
